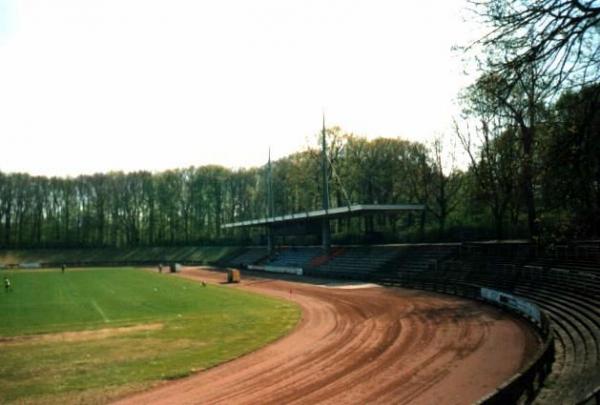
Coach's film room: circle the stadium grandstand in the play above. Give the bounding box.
[216,121,600,404]
[219,241,600,404]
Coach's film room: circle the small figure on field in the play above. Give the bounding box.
[4,277,11,292]
[61,264,66,274]
[202,280,206,287]
[158,263,163,273]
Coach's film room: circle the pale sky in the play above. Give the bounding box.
[0,0,480,177]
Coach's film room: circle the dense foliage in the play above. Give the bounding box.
[460,0,600,241]
[0,132,440,247]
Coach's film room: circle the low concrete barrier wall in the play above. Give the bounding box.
[578,385,600,405]
[480,287,541,325]
[19,262,41,269]
[475,312,554,404]
[247,265,303,276]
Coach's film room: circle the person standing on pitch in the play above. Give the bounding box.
[61,264,66,274]
[4,277,11,292]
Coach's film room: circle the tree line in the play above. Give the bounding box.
[0,134,437,248]
[1,79,598,249]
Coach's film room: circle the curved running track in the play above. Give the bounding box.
[114,268,538,405]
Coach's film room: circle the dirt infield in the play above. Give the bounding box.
[114,268,538,405]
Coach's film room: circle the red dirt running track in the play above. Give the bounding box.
[114,268,538,405]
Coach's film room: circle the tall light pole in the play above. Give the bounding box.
[321,115,331,252]
[267,148,274,254]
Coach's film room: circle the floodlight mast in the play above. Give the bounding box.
[268,147,274,218]
[267,148,274,254]
[264,118,331,253]
[321,115,331,252]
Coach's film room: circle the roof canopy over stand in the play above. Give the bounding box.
[222,117,425,254]
[222,203,425,253]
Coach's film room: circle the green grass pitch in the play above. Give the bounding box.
[0,268,300,404]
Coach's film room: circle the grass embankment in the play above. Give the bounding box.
[0,268,300,404]
[0,246,243,266]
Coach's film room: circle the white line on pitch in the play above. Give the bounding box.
[92,300,110,323]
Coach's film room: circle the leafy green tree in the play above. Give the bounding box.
[427,137,463,237]
[456,117,521,238]
[469,0,600,88]
[541,83,600,237]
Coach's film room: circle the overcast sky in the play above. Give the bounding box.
[0,0,480,177]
